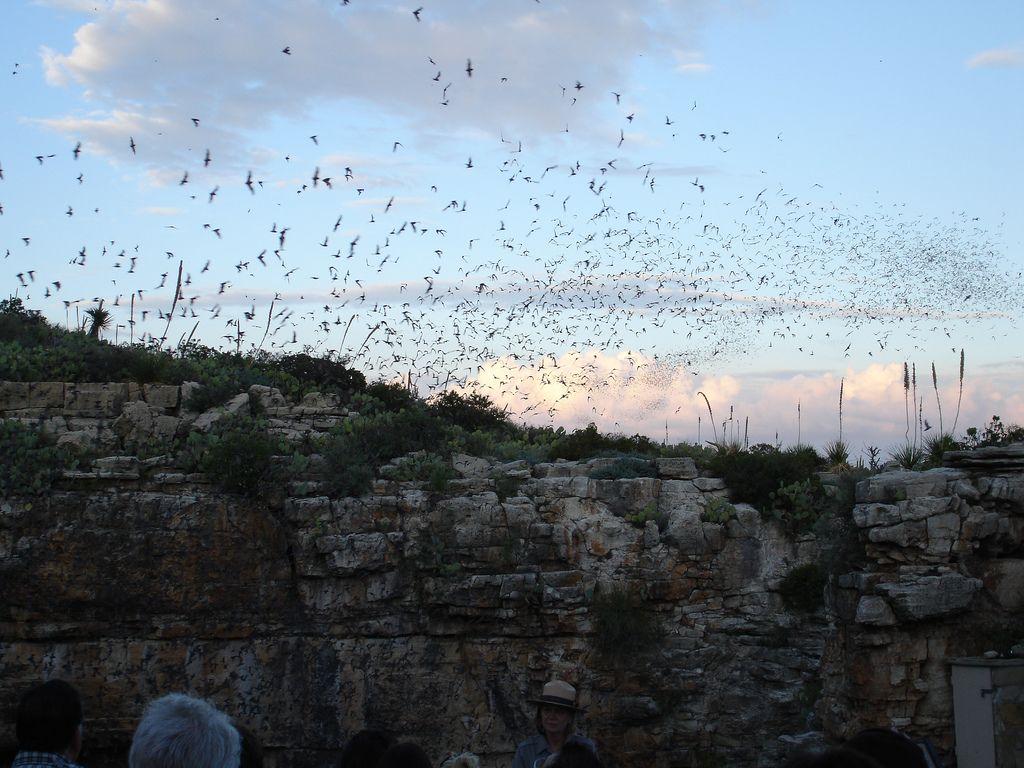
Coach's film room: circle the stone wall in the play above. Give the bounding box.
[1,382,1022,767]
[0,381,354,455]
[821,452,1024,757]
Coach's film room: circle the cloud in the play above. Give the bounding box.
[35,0,716,167]
[462,352,1024,452]
[673,49,712,73]
[966,46,1024,69]
[32,0,105,12]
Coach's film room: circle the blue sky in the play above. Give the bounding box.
[1,0,1022,450]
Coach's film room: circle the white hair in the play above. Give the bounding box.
[129,693,240,768]
[440,753,481,768]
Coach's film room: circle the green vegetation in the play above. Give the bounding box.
[769,477,829,535]
[0,297,363,403]
[708,444,821,513]
[700,495,736,524]
[625,500,669,532]
[888,441,925,470]
[0,419,74,496]
[589,455,658,479]
[181,413,287,497]
[380,452,455,493]
[590,583,662,662]
[962,415,1024,449]
[5,299,1020,508]
[493,473,524,502]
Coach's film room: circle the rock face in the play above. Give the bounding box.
[2,383,1023,768]
[821,459,1024,752]
[0,382,355,454]
[0,412,828,768]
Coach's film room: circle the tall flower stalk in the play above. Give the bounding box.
[952,349,965,436]
[903,363,911,443]
[697,391,718,445]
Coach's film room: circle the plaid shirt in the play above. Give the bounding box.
[12,752,84,768]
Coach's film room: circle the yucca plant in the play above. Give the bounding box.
[84,301,111,339]
[824,439,850,468]
[823,378,850,469]
[925,432,958,466]
[889,441,925,470]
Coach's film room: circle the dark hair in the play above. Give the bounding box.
[546,742,602,768]
[377,742,431,768]
[16,680,83,754]
[783,747,883,768]
[339,730,397,768]
[845,728,928,768]
[233,721,263,768]
[534,705,576,736]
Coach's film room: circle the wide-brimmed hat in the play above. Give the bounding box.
[527,680,584,712]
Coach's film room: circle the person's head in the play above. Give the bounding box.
[338,729,395,768]
[844,728,927,768]
[544,742,602,768]
[16,680,83,759]
[376,742,431,768]
[232,721,263,768]
[128,693,240,768]
[529,681,581,739]
[438,752,480,768]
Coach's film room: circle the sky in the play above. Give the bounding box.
[1,0,1022,454]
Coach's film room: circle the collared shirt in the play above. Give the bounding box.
[511,734,597,768]
[12,752,85,768]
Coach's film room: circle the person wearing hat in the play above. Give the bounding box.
[511,681,596,768]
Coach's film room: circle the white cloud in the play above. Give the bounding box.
[966,46,1024,69]
[467,352,1024,452]
[35,0,716,166]
[673,49,712,73]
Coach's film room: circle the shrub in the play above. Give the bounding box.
[823,439,850,468]
[493,473,524,501]
[0,298,53,345]
[182,414,283,496]
[924,432,958,466]
[547,423,662,461]
[0,420,72,496]
[625,501,669,532]
[589,455,658,479]
[428,390,512,434]
[273,351,365,394]
[590,583,662,662]
[709,445,821,512]
[701,496,736,524]
[331,463,375,498]
[769,476,829,534]
[322,406,449,496]
[888,441,925,470]
[961,415,1024,449]
[364,381,417,412]
[778,563,826,612]
[184,379,246,412]
[382,452,453,493]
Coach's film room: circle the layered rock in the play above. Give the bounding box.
[0,455,826,768]
[821,462,1024,751]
